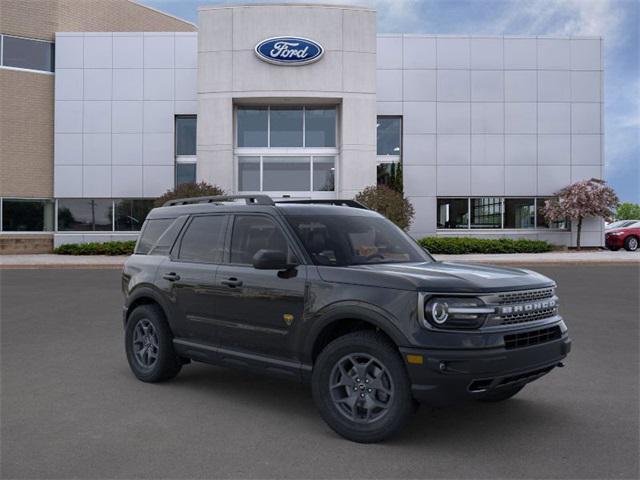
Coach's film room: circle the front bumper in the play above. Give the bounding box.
[400,334,571,405]
[605,235,624,248]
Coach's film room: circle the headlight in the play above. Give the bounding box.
[608,231,624,236]
[422,296,495,329]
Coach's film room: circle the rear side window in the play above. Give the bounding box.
[178,215,227,263]
[135,216,186,255]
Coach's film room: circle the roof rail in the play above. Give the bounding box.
[275,199,368,209]
[163,194,275,207]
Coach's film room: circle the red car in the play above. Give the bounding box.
[605,221,640,251]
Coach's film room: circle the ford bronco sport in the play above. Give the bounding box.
[122,195,571,443]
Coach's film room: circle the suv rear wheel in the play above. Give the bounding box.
[312,331,414,443]
[125,304,182,382]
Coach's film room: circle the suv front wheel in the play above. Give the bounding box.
[312,331,414,443]
[125,304,182,382]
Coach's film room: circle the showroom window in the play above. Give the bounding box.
[376,117,402,191]
[57,199,154,232]
[437,197,569,230]
[175,115,197,186]
[0,34,54,73]
[0,198,54,232]
[235,106,337,195]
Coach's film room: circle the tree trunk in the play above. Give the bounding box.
[576,217,582,250]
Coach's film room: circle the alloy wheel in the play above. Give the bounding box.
[132,319,159,368]
[329,353,395,423]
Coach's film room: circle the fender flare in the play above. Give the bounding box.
[124,285,172,325]
[302,301,409,364]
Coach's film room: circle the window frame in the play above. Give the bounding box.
[0,34,55,75]
[175,115,197,186]
[376,116,403,188]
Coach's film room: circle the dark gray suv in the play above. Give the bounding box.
[122,195,571,443]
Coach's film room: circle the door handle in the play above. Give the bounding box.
[221,277,243,288]
[162,272,181,281]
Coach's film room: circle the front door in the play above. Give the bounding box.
[213,214,307,360]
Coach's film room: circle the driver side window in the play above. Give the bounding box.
[229,215,297,265]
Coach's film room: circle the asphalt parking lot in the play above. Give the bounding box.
[1,265,638,479]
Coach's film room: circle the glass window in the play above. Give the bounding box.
[537,198,569,229]
[377,161,403,192]
[437,199,469,229]
[179,215,227,263]
[238,156,260,191]
[471,197,502,229]
[263,156,310,191]
[504,198,535,229]
[270,107,303,147]
[1,199,54,231]
[230,215,293,265]
[57,199,112,231]
[175,116,196,156]
[2,35,54,72]
[114,199,154,231]
[313,157,335,191]
[237,107,268,147]
[136,218,175,255]
[305,107,336,147]
[286,215,429,267]
[176,163,196,186]
[377,117,401,156]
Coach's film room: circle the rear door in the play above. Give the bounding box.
[213,214,307,360]
[159,214,228,344]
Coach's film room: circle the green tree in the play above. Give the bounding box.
[154,182,226,208]
[616,202,640,220]
[355,185,415,230]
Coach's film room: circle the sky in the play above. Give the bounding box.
[141,0,639,203]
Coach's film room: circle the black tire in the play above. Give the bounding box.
[477,385,524,402]
[125,304,182,382]
[312,331,414,443]
[624,236,639,251]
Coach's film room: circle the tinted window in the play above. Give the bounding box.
[270,107,303,147]
[2,35,54,72]
[313,157,335,191]
[471,197,502,229]
[176,163,196,186]
[230,216,293,265]
[504,198,535,229]
[237,107,268,147]
[114,199,154,231]
[136,218,175,254]
[437,199,468,229]
[1,199,54,231]
[377,117,401,156]
[537,198,569,229]
[175,116,196,156]
[305,107,336,147]
[238,156,260,191]
[286,215,429,266]
[263,156,310,191]
[179,215,227,263]
[57,199,112,231]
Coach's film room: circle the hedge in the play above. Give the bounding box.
[418,237,554,255]
[54,240,136,256]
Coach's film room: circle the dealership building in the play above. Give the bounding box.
[0,1,605,252]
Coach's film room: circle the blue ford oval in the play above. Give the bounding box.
[255,37,324,65]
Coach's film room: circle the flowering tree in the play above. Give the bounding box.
[543,178,619,250]
[355,185,415,230]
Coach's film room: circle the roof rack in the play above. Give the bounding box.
[275,199,368,209]
[163,194,275,207]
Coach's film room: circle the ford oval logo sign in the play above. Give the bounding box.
[255,37,324,66]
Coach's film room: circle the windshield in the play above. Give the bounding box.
[285,214,431,266]
[607,220,636,229]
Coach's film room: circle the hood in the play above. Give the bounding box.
[317,261,554,293]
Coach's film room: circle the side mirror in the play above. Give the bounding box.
[252,249,292,270]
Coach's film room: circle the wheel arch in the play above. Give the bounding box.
[125,286,170,327]
[304,303,409,365]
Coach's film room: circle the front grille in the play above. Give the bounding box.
[504,326,562,350]
[494,287,558,325]
[497,287,555,305]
